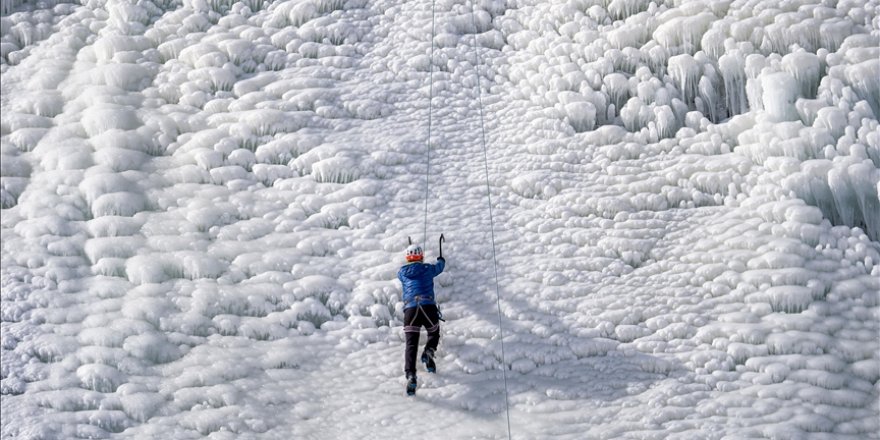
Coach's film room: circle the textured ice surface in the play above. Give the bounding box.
[2,0,879,439]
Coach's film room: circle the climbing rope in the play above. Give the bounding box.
[421,2,512,436]
[469,4,512,439]
[422,0,436,244]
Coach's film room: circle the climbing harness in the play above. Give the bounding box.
[405,295,440,331]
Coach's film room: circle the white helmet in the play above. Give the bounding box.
[405,244,424,262]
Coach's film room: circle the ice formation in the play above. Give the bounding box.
[1,0,879,439]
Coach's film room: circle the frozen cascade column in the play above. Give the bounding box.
[718,51,748,117]
[761,72,800,122]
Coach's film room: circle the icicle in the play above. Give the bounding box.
[845,60,880,118]
[782,51,820,99]
[719,51,748,116]
[761,72,799,122]
[667,54,701,109]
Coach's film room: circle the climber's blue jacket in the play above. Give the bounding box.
[398,258,445,310]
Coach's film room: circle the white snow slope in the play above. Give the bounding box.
[1,0,879,438]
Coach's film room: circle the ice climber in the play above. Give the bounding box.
[399,243,445,396]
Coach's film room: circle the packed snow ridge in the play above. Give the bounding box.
[1,0,878,438]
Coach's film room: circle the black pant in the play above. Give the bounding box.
[404,304,440,376]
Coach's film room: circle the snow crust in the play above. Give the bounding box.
[1,0,879,438]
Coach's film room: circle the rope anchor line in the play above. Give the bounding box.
[422,2,511,437]
[468,3,512,438]
[422,0,436,246]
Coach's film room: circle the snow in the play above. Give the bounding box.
[2,0,880,438]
